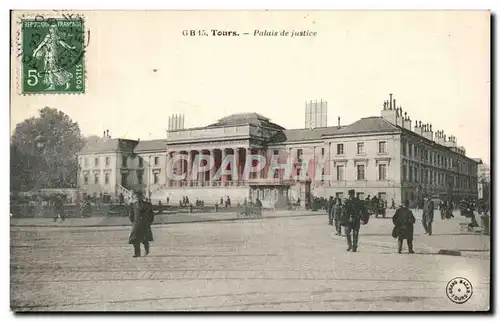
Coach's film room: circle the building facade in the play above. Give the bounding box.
[77,95,479,207]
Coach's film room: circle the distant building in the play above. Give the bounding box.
[473,158,490,200]
[77,94,480,207]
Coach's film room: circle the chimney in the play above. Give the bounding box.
[422,123,434,141]
[103,130,106,138]
[381,96,397,124]
[106,129,110,138]
[337,116,341,129]
[395,106,403,127]
[405,115,412,131]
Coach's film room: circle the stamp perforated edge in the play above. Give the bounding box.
[13,11,89,96]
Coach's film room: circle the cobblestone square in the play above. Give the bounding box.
[11,213,490,311]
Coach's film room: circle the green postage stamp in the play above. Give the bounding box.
[20,17,86,94]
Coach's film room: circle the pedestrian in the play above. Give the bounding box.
[342,189,364,252]
[440,200,446,220]
[333,198,343,236]
[422,197,434,235]
[53,195,65,222]
[327,196,334,226]
[392,199,415,254]
[128,193,154,258]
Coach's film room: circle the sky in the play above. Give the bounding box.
[10,10,491,162]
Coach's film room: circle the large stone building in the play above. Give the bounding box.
[77,94,480,207]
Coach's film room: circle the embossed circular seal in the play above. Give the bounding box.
[446,277,473,304]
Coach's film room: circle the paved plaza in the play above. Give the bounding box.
[11,211,490,311]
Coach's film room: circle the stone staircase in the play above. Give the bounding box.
[150,186,250,206]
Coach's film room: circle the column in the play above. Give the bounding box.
[233,148,240,185]
[187,150,193,186]
[198,150,203,185]
[209,149,215,186]
[178,151,183,187]
[247,148,253,180]
[221,149,227,185]
[166,152,171,187]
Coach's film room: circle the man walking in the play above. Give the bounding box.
[392,200,415,254]
[342,189,364,252]
[422,197,434,235]
[53,195,66,222]
[333,198,343,236]
[128,194,154,258]
[327,196,335,226]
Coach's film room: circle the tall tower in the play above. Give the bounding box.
[305,99,328,129]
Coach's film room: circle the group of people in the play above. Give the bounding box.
[326,190,370,252]
[325,192,446,254]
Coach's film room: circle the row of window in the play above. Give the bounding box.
[402,165,477,188]
[402,141,476,174]
[83,171,161,185]
[295,141,387,158]
[81,156,161,168]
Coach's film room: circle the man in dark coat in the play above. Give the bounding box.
[422,197,434,235]
[333,198,343,236]
[53,195,65,222]
[342,190,364,252]
[327,196,335,226]
[128,195,154,258]
[392,199,415,254]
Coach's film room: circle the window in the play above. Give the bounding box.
[83,157,87,167]
[273,150,279,155]
[297,149,303,159]
[153,172,159,184]
[105,157,110,166]
[105,173,110,184]
[409,166,413,182]
[378,164,387,180]
[378,192,387,201]
[139,157,144,168]
[356,164,365,180]
[408,143,413,157]
[122,155,127,167]
[403,165,407,181]
[378,141,387,154]
[94,173,99,184]
[83,174,89,185]
[414,145,418,158]
[154,156,159,166]
[356,192,365,199]
[138,173,143,185]
[335,192,344,199]
[321,148,325,156]
[336,144,344,155]
[357,143,365,155]
[402,142,407,156]
[336,165,344,181]
[94,157,99,166]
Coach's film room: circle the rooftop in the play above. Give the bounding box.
[207,112,285,131]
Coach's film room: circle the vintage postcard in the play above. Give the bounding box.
[9,10,491,311]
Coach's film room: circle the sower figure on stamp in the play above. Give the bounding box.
[128,193,154,258]
[32,24,77,91]
[392,199,415,254]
